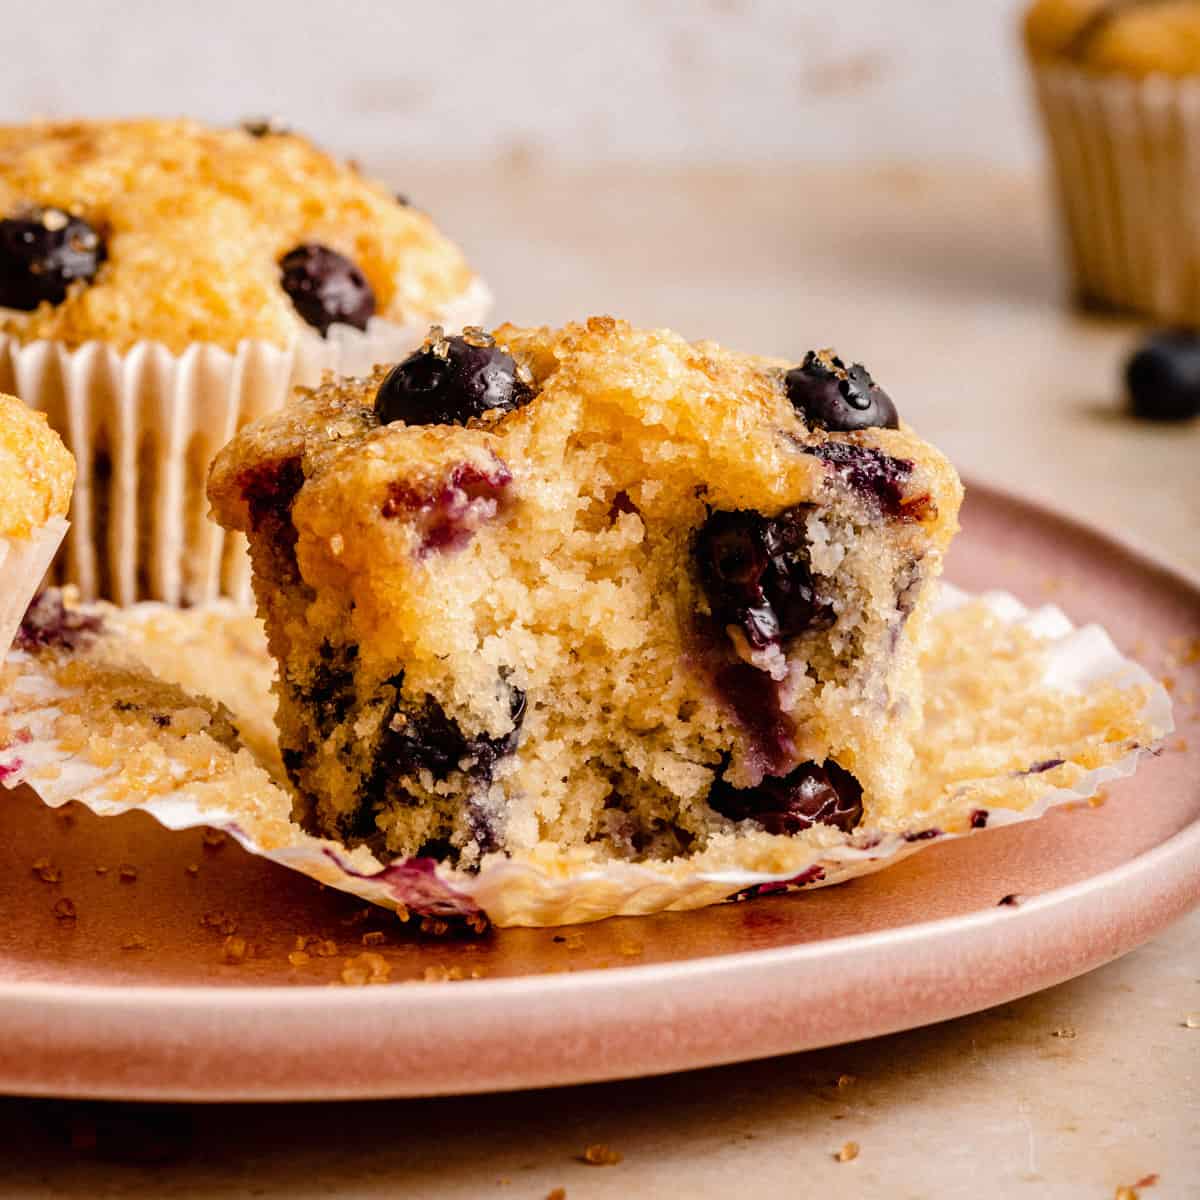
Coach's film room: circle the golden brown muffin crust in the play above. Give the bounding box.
[0,119,479,352]
[0,391,73,539]
[1025,0,1200,74]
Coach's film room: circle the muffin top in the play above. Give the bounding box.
[0,119,481,353]
[0,392,74,539]
[209,316,961,554]
[1025,1,1200,75]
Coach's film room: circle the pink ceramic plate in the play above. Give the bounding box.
[0,482,1197,1102]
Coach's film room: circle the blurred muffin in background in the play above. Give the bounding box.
[1024,1,1200,322]
[0,119,490,606]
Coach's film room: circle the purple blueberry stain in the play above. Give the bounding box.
[382,457,513,555]
[324,850,488,926]
[728,863,826,902]
[1018,758,1065,777]
[708,760,863,836]
[15,590,103,653]
[969,808,989,829]
[804,442,933,523]
[903,828,941,843]
[712,662,797,777]
[0,757,23,785]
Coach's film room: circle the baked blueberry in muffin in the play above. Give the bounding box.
[0,118,481,351]
[209,318,962,867]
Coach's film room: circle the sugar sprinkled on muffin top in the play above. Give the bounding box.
[0,391,73,539]
[0,119,479,352]
[1025,0,1200,75]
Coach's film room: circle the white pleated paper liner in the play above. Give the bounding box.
[1032,64,1200,322]
[0,277,491,608]
[0,518,68,656]
[0,584,1173,929]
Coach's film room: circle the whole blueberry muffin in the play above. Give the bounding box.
[0,392,73,653]
[209,318,962,868]
[0,118,489,605]
[1024,2,1200,322]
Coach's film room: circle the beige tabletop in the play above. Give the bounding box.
[1,164,1196,1197]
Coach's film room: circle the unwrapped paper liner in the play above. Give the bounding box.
[0,584,1173,928]
[0,277,491,608]
[0,518,68,655]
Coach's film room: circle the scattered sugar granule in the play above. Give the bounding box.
[836,1074,856,1089]
[202,828,227,848]
[121,934,148,951]
[52,897,77,921]
[287,951,311,967]
[580,1144,622,1166]
[1183,1013,1200,1029]
[221,935,248,964]
[201,911,238,936]
[361,931,386,947]
[32,857,61,884]
[117,864,138,882]
[94,865,109,876]
[1051,1026,1077,1040]
[340,952,391,986]
[185,863,200,876]
[313,938,339,958]
[834,1141,860,1163]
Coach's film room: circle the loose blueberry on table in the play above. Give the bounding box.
[1125,329,1200,422]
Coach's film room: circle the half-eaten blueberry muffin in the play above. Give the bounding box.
[208,318,963,867]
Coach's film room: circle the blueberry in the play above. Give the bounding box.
[374,328,533,427]
[373,684,526,784]
[707,760,863,835]
[695,506,833,652]
[241,117,289,138]
[279,243,375,336]
[1125,330,1200,422]
[0,208,106,310]
[785,351,899,432]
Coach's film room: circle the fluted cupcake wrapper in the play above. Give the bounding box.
[0,584,1172,928]
[1033,64,1200,322]
[0,278,492,607]
[0,518,68,655]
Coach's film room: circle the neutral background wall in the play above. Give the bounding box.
[9,0,1037,168]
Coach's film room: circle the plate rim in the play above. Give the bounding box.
[1,478,1198,1099]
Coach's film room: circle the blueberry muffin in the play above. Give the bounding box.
[209,318,962,869]
[0,118,489,605]
[0,392,73,653]
[1024,1,1200,321]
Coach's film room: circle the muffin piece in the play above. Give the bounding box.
[0,118,488,605]
[0,392,73,652]
[0,118,480,352]
[209,318,962,867]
